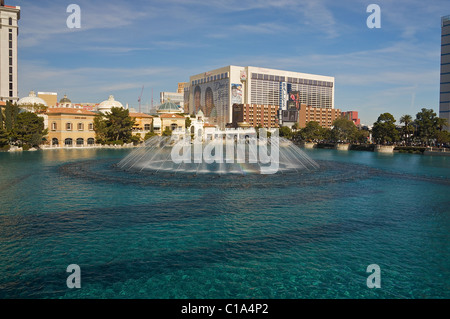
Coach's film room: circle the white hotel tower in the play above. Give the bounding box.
[0,0,20,103]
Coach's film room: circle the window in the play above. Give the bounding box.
[9,18,13,25]
[9,42,12,49]
[51,122,57,131]
[9,75,12,81]
[76,138,84,146]
[9,91,13,97]
[9,83,12,90]
[87,138,95,145]
[65,138,73,146]
[77,123,84,131]
[144,124,151,131]
[9,58,12,66]
[9,33,12,41]
[52,138,59,146]
[88,123,94,131]
[66,123,72,131]
[171,123,178,131]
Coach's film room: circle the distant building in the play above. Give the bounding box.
[440,15,450,130]
[232,104,279,129]
[177,82,188,94]
[187,65,335,129]
[46,108,97,147]
[160,91,184,109]
[160,113,185,134]
[17,91,47,111]
[341,111,361,126]
[38,92,58,107]
[157,100,182,114]
[97,95,123,114]
[0,1,20,103]
[297,104,341,129]
[130,112,153,137]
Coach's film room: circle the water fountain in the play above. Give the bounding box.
[117,134,319,175]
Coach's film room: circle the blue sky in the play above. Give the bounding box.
[13,0,449,125]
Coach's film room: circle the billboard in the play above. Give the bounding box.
[289,91,300,109]
[279,82,287,111]
[231,83,243,104]
[191,78,230,127]
[282,110,298,123]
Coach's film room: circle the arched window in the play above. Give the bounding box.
[52,138,59,146]
[76,138,84,146]
[66,122,72,131]
[171,123,178,131]
[65,138,73,146]
[87,138,95,145]
[51,122,57,131]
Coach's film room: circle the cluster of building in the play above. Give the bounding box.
[3,1,448,149]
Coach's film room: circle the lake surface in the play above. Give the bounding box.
[0,148,448,298]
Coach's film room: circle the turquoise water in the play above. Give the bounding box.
[0,148,448,299]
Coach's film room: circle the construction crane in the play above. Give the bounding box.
[138,85,144,113]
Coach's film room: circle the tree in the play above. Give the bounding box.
[331,117,357,143]
[11,112,47,148]
[185,116,192,129]
[414,108,439,146]
[4,101,18,132]
[436,130,450,146]
[0,128,8,148]
[372,113,398,144]
[94,107,136,144]
[399,114,414,145]
[0,105,3,129]
[354,129,369,144]
[279,126,293,139]
[299,121,324,142]
[93,115,108,144]
[162,127,172,136]
[144,131,157,140]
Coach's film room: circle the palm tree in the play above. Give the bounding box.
[400,114,413,145]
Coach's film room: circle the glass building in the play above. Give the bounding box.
[440,15,450,130]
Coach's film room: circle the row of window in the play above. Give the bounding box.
[192,73,229,85]
[250,73,334,88]
[52,138,95,146]
[9,28,13,98]
[51,122,94,131]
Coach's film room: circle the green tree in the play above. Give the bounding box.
[11,112,47,148]
[162,127,173,136]
[331,117,358,143]
[414,108,439,145]
[185,116,192,129]
[354,129,370,144]
[436,130,450,145]
[144,131,157,140]
[93,115,108,144]
[299,121,324,142]
[0,128,9,148]
[0,105,3,129]
[94,107,136,144]
[279,126,293,139]
[399,114,414,145]
[372,113,399,144]
[4,102,19,132]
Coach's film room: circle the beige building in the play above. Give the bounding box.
[177,82,188,94]
[0,1,20,103]
[130,112,153,137]
[46,108,97,147]
[298,104,341,129]
[38,92,58,107]
[160,113,185,134]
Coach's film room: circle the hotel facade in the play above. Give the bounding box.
[0,1,20,103]
[441,15,450,130]
[186,66,335,128]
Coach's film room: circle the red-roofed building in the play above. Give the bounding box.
[129,113,153,137]
[341,111,361,126]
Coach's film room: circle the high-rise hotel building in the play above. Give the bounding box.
[0,1,20,103]
[441,15,450,130]
[187,66,334,128]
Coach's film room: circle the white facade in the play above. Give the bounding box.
[188,65,335,128]
[0,3,20,103]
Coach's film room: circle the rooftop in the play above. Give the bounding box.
[47,108,97,116]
